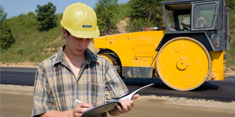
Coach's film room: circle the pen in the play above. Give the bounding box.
[74,98,82,104]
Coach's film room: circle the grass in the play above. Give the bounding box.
[0,13,65,63]
[226,10,235,66]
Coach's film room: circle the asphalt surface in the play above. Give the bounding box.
[1,67,235,102]
[0,67,36,86]
[124,77,235,102]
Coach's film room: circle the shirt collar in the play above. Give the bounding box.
[84,48,98,64]
[53,46,98,66]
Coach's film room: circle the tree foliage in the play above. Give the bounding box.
[35,2,57,31]
[0,6,7,22]
[0,6,15,50]
[227,0,235,10]
[95,0,119,35]
[127,0,163,32]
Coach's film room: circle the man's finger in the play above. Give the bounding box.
[75,103,93,113]
[125,99,133,111]
[120,100,129,112]
[115,103,123,112]
[74,112,82,117]
[132,94,139,100]
[80,103,93,108]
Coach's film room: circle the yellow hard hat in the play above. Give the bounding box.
[60,3,100,38]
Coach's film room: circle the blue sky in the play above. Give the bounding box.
[1,0,129,19]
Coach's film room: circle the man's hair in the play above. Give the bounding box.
[65,29,71,36]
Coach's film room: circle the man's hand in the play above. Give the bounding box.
[74,103,93,117]
[109,94,140,116]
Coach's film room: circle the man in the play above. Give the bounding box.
[32,2,139,117]
[196,17,206,28]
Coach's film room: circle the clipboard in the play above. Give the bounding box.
[82,83,154,117]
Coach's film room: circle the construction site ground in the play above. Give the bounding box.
[0,85,235,117]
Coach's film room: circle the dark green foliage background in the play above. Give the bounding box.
[35,2,57,31]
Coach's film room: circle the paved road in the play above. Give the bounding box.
[0,67,36,86]
[1,67,235,102]
[124,77,235,102]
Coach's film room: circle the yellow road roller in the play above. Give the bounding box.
[94,0,231,91]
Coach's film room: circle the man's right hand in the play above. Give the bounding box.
[74,103,93,117]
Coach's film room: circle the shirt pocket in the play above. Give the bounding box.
[90,76,106,106]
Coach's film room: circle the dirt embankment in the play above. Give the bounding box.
[0,41,98,69]
[225,66,235,76]
[0,62,38,68]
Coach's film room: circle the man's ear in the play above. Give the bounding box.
[62,28,68,38]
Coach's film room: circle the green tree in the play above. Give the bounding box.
[0,6,7,22]
[35,2,57,31]
[0,6,15,50]
[227,0,235,10]
[95,0,119,35]
[127,0,163,32]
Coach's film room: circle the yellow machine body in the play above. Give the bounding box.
[94,31,164,67]
[209,51,225,81]
[94,31,225,82]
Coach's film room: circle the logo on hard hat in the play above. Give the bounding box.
[82,25,92,28]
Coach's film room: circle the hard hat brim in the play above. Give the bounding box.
[65,27,100,39]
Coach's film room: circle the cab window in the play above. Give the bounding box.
[193,3,216,29]
[165,4,191,31]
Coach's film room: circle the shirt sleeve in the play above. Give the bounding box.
[104,59,129,101]
[32,63,55,117]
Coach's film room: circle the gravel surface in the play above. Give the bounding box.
[1,85,235,117]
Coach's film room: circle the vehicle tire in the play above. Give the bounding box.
[99,54,122,76]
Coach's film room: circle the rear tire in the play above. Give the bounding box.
[99,54,122,76]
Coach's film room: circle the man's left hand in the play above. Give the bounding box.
[109,94,139,115]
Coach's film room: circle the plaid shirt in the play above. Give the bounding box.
[32,46,129,117]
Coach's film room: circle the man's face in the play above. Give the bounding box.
[64,30,92,56]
